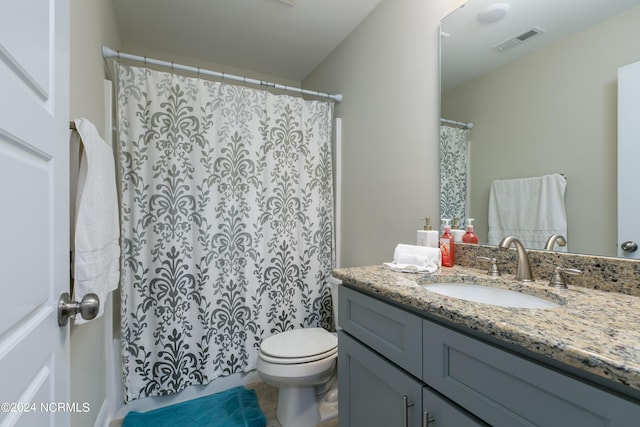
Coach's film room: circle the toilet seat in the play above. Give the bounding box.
[259,328,337,364]
[259,347,337,365]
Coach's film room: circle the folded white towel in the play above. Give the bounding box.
[72,118,120,324]
[488,174,567,250]
[383,244,441,273]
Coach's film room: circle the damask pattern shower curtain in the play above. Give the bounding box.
[116,63,334,401]
[440,125,470,223]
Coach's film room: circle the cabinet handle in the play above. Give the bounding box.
[423,411,436,427]
[403,395,415,427]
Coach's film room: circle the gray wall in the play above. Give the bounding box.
[304,0,453,267]
[119,44,302,89]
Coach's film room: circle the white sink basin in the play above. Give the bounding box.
[423,283,560,309]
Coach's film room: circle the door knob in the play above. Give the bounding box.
[58,292,100,326]
[621,241,638,253]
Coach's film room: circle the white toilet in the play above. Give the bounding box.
[256,279,340,427]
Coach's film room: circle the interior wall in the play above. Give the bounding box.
[442,6,640,257]
[119,44,302,88]
[69,0,121,426]
[304,0,455,267]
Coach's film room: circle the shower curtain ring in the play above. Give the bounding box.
[144,56,147,65]
[197,67,200,79]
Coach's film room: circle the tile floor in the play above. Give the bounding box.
[247,382,338,427]
[109,381,338,427]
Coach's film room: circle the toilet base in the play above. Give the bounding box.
[277,385,319,427]
[275,383,338,427]
[317,386,339,424]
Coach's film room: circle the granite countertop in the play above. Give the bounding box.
[332,264,640,395]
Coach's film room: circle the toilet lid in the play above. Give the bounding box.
[258,347,337,365]
[260,328,337,360]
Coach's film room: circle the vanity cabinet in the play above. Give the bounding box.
[339,331,484,427]
[339,286,485,426]
[339,285,640,427]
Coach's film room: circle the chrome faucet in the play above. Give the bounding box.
[499,236,534,282]
[544,234,567,251]
[548,265,582,289]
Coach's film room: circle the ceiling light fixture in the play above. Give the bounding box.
[477,3,510,24]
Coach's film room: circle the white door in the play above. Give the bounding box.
[0,0,71,425]
[618,61,640,259]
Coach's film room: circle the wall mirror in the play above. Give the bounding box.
[440,0,640,258]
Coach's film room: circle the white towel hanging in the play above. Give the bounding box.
[72,118,120,323]
[488,174,567,250]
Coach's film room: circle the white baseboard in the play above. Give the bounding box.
[94,399,109,427]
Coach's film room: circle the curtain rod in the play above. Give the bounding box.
[440,118,473,129]
[101,46,343,103]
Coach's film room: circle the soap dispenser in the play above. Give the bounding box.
[417,216,440,248]
[440,218,455,267]
[462,218,479,244]
[451,217,465,243]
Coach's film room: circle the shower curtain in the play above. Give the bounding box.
[116,63,335,401]
[440,125,470,224]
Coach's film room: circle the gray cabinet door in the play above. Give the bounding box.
[339,330,423,427]
[422,386,488,427]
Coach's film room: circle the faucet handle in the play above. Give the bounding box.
[477,256,501,277]
[549,266,583,289]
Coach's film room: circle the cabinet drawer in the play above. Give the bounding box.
[339,286,422,377]
[423,320,640,426]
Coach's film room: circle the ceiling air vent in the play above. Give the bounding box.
[493,27,545,52]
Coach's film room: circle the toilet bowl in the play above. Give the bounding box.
[257,327,337,427]
[256,279,340,427]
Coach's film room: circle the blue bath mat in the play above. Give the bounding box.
[122,386,266,427]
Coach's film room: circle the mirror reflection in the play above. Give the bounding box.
[440,0,640,258]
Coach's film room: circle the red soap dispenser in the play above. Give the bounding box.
[440,218,455,267]
[462,218,479,244]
